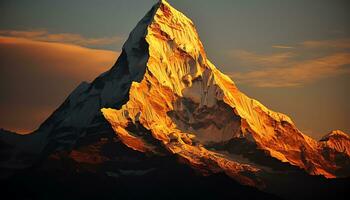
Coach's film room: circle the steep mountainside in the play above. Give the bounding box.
[100,0,350,186]
[320,130,350,156]
[0,0,349,199]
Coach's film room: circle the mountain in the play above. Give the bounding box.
[1,0,349,199]
[320,130,350,156]
[100,0,350,181]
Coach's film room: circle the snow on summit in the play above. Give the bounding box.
[1,0,349,195]
[101,0,350,185]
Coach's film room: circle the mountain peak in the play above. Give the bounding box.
[101,0,350,184]
[158,0,171,7]
[1,0,349,195]
[117,0,202,84]
[144,0,209,96]
[320,130,350,157]
[324,130,349,139]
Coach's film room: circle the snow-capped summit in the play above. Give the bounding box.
[99,0,350,185]
[320,130,350,157]
[1,0,349,193]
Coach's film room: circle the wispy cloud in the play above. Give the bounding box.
[0,36,119,79]
[302,38,350,49]
[228,38,350,87]
[0,29,123,47]
[231,50,294,67]
[272,45,294,49]
[230,52,350,87]
[0,35,120,133]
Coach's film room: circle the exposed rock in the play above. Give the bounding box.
[100,0,350,187]
[320,130,350,157]
[1,0,349,197]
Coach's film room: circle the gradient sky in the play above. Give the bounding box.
[0,0,349,139]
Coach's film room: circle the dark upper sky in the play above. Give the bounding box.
[0,0,349,138]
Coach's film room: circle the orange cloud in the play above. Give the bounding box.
[272,45,294,49]
[230,50,294,67]
[302,38,350,49]
[0,36,119,80]
[0,29,123,46]
[0,36,119,133]
[230,52,350,87]
[228,38,350,87]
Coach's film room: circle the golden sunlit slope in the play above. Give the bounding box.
[101,0,349,187]
[320,130,350,157]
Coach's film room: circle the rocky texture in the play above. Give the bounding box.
[100,0,350,187]
[0,0,154,170]
[1,0,349,198]
[318,130,350,177]
[320,130,350,156]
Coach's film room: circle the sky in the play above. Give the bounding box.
[0,0,349,139]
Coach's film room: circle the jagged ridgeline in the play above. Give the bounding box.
[1,0,349,199]
[101,0,350,183]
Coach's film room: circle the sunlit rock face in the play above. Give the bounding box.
[101,0,349,187]
[318,130,350,177]
[320,130,350,156]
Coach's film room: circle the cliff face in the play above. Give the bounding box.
[1,0,349,193]
[100,0,349,187]
[320,130,350,156]
[318,130,350,177]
